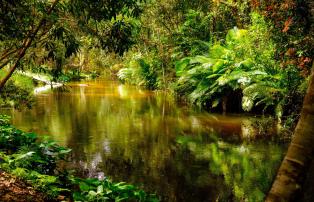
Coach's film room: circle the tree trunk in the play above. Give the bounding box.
[0,0,60,92]
[222,95,228,114]
[266,2,314,201]
[266,62,314,201]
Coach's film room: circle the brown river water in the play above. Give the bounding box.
[2,80,287,202]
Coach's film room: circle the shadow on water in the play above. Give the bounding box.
[2,80,287,202]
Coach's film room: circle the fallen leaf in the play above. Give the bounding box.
[282,17,293,32]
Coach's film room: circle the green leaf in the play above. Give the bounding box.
[25,132,37,140]
[226,27,248,44]
[190,56,216,65]
[175,58,190,76]
[212,99,220,108]
[88,190,97,197]
[14,151,35,161]
[209,44,229,59]
[97,185,104,194]
[58,148,72,154]
[79,182,90,192]
[115,196,128,202]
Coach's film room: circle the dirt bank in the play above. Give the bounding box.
[0,170,48,202]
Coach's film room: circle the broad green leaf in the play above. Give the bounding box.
[79,182,90,192]
[175,58,190,76]
[97,185,104,194]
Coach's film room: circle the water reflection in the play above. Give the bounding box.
[176,134,283,201]
[2,80,285,202]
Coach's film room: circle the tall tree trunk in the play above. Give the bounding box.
[266,1,314,200]
[266,62,314,201]
[0,0,60,92]
[266,2,314,199]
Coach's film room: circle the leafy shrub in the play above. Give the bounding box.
[73,178,158,202]
[0,116,71,174]
[0,73,35,108]
[118,53,159,89]
[0,119,37,151]
[174,13,293,115]
[173,10,211,57]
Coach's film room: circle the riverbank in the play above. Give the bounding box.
[0,115,159,202]
[0,171,49,202]
[17,71,64,94]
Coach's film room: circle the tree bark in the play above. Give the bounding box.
[0,48,19,63]
[0,58,12,70]
[266,62,314,201]
[266,1,314,201]
[0,0,60,91]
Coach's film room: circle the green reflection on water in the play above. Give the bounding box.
[176,134,284,201]
[2,80,286,202]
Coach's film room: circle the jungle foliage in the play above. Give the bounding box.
[1,0,312,122]
[0,0,145,88]
[0,1,313,201]
[175,13,305,116]
[116,0,312,125]
[0,72,35,108]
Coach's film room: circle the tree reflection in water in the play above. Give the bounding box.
[3,80,286,202]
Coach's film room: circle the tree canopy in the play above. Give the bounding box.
[0,0,145,90]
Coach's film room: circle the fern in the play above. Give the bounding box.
[242,82,284,112]
[117,68,134,82]
[175,17,284,113]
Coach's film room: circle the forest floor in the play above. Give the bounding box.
[0,170,48,202]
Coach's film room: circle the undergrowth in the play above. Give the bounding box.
[0,72,35,108]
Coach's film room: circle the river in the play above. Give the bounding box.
[2,80,286,202]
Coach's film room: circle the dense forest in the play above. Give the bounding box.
[0,0,313,201]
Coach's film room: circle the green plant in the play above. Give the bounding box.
[174,13,290,114]
[118,52,159,89]
[0,72,35,108]
[173,10,211,57]
[73,178,158,202]
[0,118,71,174]
[0,120,37,151]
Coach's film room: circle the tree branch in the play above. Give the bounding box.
[0,48,19,63]
[0,58,13,70]
[0,0,60,91]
